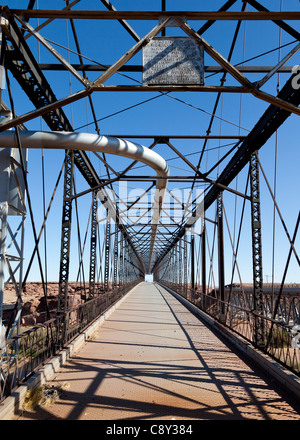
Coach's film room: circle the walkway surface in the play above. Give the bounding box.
[15,282,300,420]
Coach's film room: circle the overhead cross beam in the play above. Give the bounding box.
[9,9,300,21]
[37,64,296,74]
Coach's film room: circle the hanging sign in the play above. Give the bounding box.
[143,37,204,86]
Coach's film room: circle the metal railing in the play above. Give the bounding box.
[160,281,300,377]
[0,280,141,403]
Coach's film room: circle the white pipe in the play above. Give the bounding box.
[0,130,169,272]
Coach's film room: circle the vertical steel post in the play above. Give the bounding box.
[0,204,8,340]
[104,215,110,292]
[0,24,7,339]
[17,215,25,337]
[0,22,5,106]
[217,193,225,322]
[176,245,178,287]
[58,150,74,313]
[250,151,265,347]
[190,232,195,301]
[88,191,97,299]
[113,224,118,289]
[178,240,182,294]
[173,246,176,286]
[201,221,206,303]
[183,234,187,298]
[119,233,124,287]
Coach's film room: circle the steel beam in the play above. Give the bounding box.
[1,4,145,286]
[197,0,238,34]
[1,12,103,190]
[113,224,118,288]
[57,151,74,313]
[250,151,265,347]
[176,18,300,116]
[2,14,74,132]
[90,18,170,88]
[201,223,206,304]
[204,72,300,211]
[245,0,300,41]
[15,16,90,87]
[0,203,8,340]
[9,9,300,21]
[152,71,300,273]
[183,235,187,298]
[104,216,110,292]
[178,241,182,294]
[88,191,98,299]
[38,64,296,74]
[217,193,225,322]
[99,0,140,42]
[191,233,195,291]
[92,85,250,93]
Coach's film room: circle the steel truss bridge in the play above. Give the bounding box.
[0,1,300,409]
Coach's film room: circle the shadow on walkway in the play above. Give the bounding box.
[16,283,300,421]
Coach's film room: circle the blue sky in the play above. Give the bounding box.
[2,0,300,285]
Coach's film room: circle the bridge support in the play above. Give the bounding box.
[104,216,110,292]
[0,115,27,341]
[250,151,265,348]
[184,235,187,298]
[178,241,182,295]
[58,151,74,313]
[191,232,195,291]
[217,193,225,322]
[88,191,98,299]
[201,222,206,310]
[113,224,119,289]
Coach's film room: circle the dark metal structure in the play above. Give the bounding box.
[0,1,300,402]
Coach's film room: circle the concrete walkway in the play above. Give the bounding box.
[15,282,300,420]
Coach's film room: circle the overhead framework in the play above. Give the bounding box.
[0,1,300,400]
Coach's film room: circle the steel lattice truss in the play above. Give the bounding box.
[0,1,300,396]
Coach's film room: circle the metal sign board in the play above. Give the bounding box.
[0,148,27,215]
[143,37,204,85]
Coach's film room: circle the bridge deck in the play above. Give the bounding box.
[16,282,300,420]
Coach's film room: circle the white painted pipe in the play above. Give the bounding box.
[0,130,169,271]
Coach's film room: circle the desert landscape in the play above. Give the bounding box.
[3,281,300,329]
[3,282,108,327]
